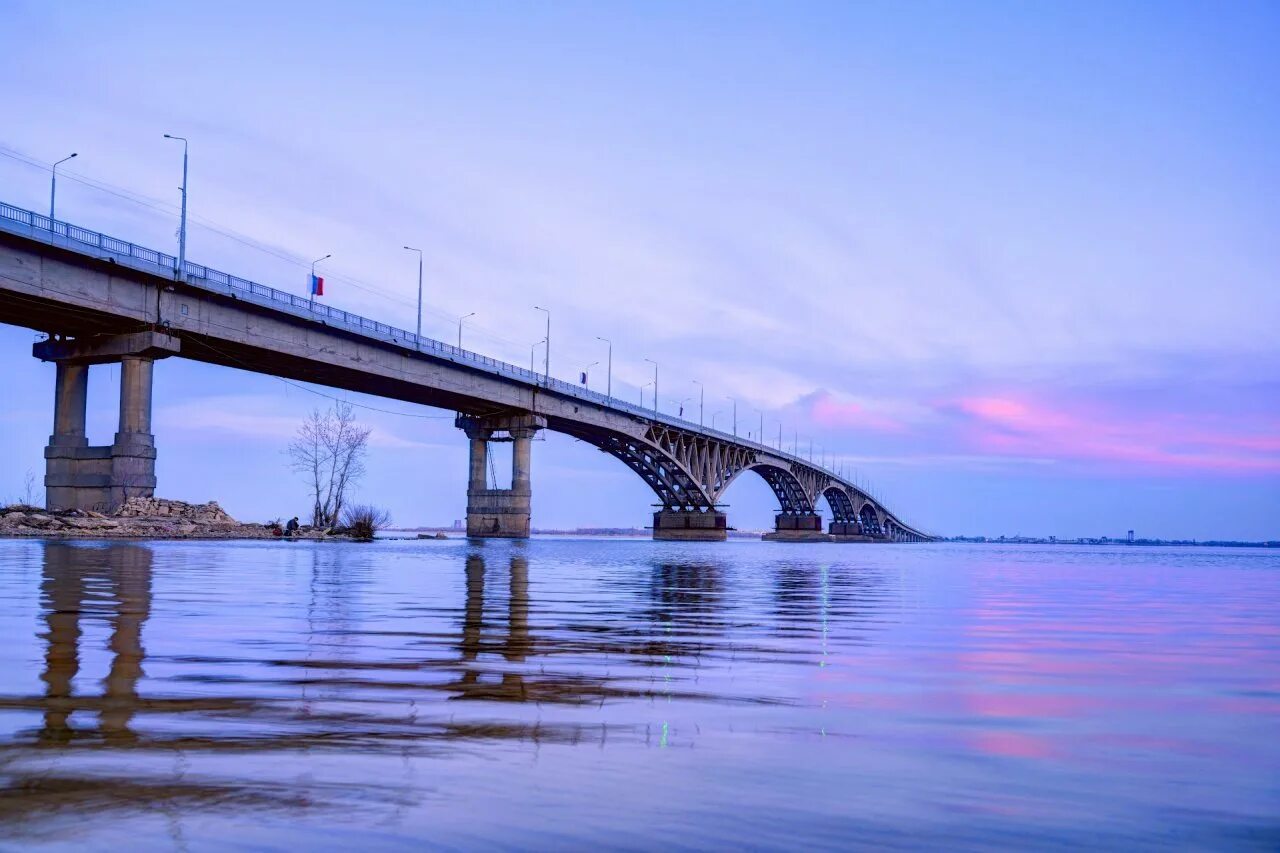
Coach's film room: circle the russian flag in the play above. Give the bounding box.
[310,274,325,297]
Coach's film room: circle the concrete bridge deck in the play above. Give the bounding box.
[0,200,934,542]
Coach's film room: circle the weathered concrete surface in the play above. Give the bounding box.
[33,330,180,364]
[37,332,178,512]
[457,413,546,538]
[762,531,832,542]
[652,510,728,542]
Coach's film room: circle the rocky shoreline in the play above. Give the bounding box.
[0,497,332,540]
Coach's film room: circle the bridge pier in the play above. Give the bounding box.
[37,332,178,513]
[828,521,877,541]
[456,413,546,538]
[762,513,828,542]
[652,509,728,541]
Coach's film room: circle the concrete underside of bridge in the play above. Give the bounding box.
[0,227,933,543]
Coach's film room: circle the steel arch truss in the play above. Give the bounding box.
[858,503,883,536]
[751,464,819,516]
[642,424,758,497]
[596,433,715,512]
[823,487,858,523]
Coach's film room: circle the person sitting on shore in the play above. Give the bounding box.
[285,517,300,538]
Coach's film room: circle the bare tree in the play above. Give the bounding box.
[288,402,372,527]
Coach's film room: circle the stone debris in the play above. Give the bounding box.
[0,497,328,540]
[114,496,237,524]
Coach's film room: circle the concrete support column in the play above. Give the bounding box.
[116,356,154,437]
[45,362,110,512]
[51,362,89,447]
[37,332,178,513]
[510,427,534,496]
[763,513,828,542]
[456,413,545,539]
[467,432,489,494]
[652,509,728,541]
[109,356,158,509]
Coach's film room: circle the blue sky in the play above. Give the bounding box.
[1,1,1277,538]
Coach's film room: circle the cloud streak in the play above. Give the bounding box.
[951,394,1280,475]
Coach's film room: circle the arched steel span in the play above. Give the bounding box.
[552,418,934,542]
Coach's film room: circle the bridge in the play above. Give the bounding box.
[0,200,934,542]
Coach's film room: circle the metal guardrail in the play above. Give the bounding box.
[0,200,931,536]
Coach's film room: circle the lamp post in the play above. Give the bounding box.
[581,361,599,388]
[644,359,658,414]
[675,397,691,419]
[641,381,653,407]
[309,254,331,310]
[727,397,737,437]
[691,380,704,428]
[403,246,423,341]
[162,134,188,279]
[530,339,545,373]
[595,336,612,402]
[458,312,475,349]
[49,152,77,221]
[753,409,764,445]
[711,410,723,430]
[534,306,550,383]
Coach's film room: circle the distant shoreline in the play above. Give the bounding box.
[946,536,1278,548]
[391,528,1278,547]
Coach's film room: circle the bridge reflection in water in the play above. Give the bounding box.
[38,542,152,746]
[2,537,901,835]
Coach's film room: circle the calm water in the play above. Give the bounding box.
[0,538,1277,850]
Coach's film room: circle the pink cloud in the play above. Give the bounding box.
[810,393,904,432]
[954,394,1280,475]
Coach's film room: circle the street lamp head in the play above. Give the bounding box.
[596,336,610,343]
[68,153,77,159]
[403,245,420,252]
[462,312,476,320]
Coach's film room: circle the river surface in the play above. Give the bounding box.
[0,538,1276,850]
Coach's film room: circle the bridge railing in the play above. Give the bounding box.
[0,200,935,536]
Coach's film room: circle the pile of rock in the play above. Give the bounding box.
[0,498,281,540]
[114,496,238,524]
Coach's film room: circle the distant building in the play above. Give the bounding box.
[453,519,463,530]
[1128,529,1135,543]
[1049,535,1056,544]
